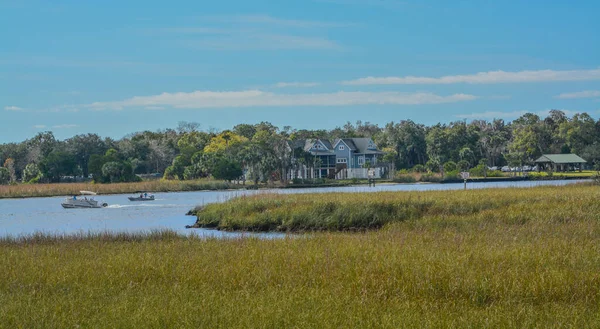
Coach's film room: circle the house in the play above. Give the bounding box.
[287,138,386,179]
[534,154,587,172]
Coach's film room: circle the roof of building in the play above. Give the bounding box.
[289,138,384,155]
[336,138,358,151]
[349,138,385,155]
[534,154,587,164]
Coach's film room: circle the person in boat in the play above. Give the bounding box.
[73,195,77,200]
[144,192,148,198]
[140,193,143,198]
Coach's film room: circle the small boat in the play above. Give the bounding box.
[61,191,108,209]
[128,194,155,202]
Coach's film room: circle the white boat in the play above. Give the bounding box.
[128,194,155,201]
[61,191,108,209]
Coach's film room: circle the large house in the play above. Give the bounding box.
[287,138,386,179]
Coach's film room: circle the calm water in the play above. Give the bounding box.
[0,180,586,237]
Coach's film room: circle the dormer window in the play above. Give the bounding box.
[339,145,345,150]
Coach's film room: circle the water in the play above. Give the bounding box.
[0,180,586,237]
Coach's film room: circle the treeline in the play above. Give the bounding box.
[1,110,599,185]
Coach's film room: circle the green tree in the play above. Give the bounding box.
[0,167,10,185]
[3,158,16,183]
[40,151,77,182]
[443,161,457,173]
[212,158,243,181]
[22,163,42,183]
[102,161,124,183]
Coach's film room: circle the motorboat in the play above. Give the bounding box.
[128,194,155,202]
[61,191,108,209]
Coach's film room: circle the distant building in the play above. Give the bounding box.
[287,138,386,179]
[534,154,587,172]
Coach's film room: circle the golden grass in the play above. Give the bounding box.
[2,185,600,327]
[193,183,600,231]
[0,179,244,198]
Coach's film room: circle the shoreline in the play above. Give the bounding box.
[0,176,591,199]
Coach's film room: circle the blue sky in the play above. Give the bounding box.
[1,0,599,142]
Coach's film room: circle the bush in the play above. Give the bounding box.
[394,174,417,183]
[444,170,460,180]
[411,164,426,173]
[487,170,504,178]
[443,161,457,173]
[292,178,327,185]
[419,173,442,183]
[469,164,486,177]
[457,160,470,172]
[426,160,440,173]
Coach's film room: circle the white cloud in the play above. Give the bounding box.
[274,82,321,88]
[556,90,600,99]
[456,109,580,120]
[52,124,79,129]
[86,90,477,110]
[33,125,47,129]
[342,68,600,85]
[5,106,23,111]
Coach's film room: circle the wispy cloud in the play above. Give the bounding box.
[52,124,79,129]
[5,106,24,111]
[456,109,581,120]
[342,68,600,85]
[86,90,477,110]
[33,125,46,129]
[556,90,600,99]
[274,82,322,88]
[147,14,346,51]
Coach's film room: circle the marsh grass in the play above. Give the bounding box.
[193,184,600,232]
[0,179,243,199]
[3,185,600,327]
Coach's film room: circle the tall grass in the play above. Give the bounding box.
[2,192,600,328]
[0,179,244,199]
[193,184,600,231]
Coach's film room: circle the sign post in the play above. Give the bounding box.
[460,172,470,190]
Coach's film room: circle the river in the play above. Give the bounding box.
[0,180,586,237]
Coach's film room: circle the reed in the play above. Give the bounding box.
[0,179,244,199]
[2,192,600,328]
[192,184,600,231]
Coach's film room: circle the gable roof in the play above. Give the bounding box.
[333,138,358,151]
[348,138,384,155]
[535,154,587,164]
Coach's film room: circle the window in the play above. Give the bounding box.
[313,144,320,149]
[337,158,347,164]
[358,157,365,165]
[339,145,345,150]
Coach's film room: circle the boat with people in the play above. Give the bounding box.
[61,191,108,209]
[128,192,155,202]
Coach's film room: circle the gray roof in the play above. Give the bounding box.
[347,138,384,155]
[535,154,587,164]
[290,138,383,155]
[336,138,358,151]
